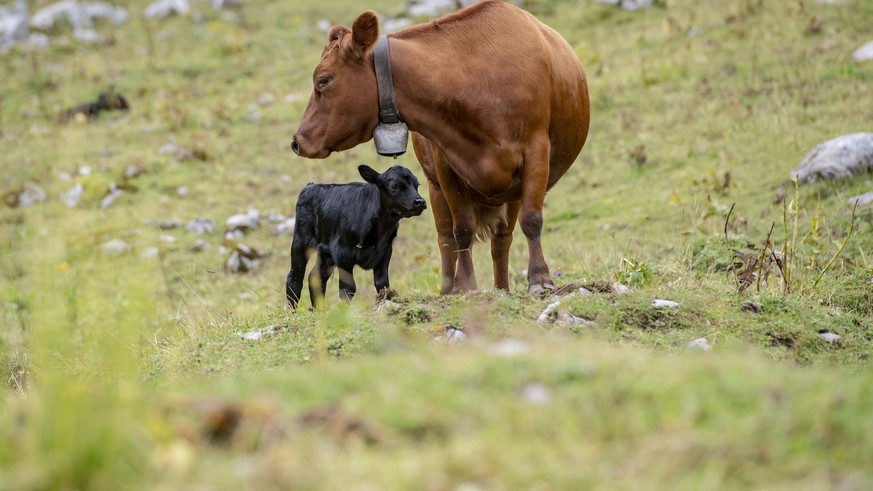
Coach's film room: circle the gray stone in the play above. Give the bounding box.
[818,331,840,343]
[226,209,261,233]
[185,218,214,234]
[101,238,131,255]
[490,339,530,357]
[599,0,653,11]
[790,133,873,184]
[612,284,633,294]
[273,217,296,236]
[853,40,873,62]
[0,1,29,52]
[61,182,83,208]
[685,337,712,352]
[848,191,873,206]
[520,382,552,405]
[16,183,46,207]
[652,299,680,308]
[189,238,208,252]
[740,300,762,313]
[143,0,190,20]
[445,325,467,344]
[537,300,561,322]
[31,1,128,30]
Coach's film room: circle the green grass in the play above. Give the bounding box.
[2,0,873,489]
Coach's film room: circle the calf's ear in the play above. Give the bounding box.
[358,164,381,184]
[351,11,379,56]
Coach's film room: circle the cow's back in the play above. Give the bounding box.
[398,1,588,190]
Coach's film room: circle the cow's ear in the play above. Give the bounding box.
[328,26,349,44]
[351,11,379,56]
[358,164,381,184]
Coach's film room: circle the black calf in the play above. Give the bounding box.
[286,164,426,308]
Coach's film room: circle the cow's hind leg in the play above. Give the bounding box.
[520,136,554,294]
[491,200,521,291]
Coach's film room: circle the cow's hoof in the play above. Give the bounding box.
[528,282,555,295]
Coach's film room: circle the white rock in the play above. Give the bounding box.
[144,0,190,20]
[190,238,208,252]
[185,218,214,234]
[853,40,873,62]
[652,299,680,308]
[273,217,296,236]
[791,133,873,184]
[818,331,841,343]
[375,299,400,312]
[490,339,530,357]
[16,183,46,207]
[316,18,330,31]
[175,186,188,197]
[159,234,176,243]
[520,382,552,405]
[226,209,261,232]
[537,300,561,322]
[382,18,412,32]
[0,1,29,52]
[848,191,873,206]
[101,238,131,255]
[578,287,593,296]
[685,337,712,352]
[599,0,653,11]
[78,165,92,176]
[61,182,83,208]
[445,326,467,344]
[100,187,123,208]
[31,1,128,29]
[72,27,102,43]
[140,246,160,258]
[612,284,633,294]
[408,0,457,17]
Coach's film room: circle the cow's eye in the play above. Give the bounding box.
[317,76,331,88]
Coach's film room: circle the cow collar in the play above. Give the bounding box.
[372,35,409,157]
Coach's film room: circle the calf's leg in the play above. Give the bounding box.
[308,254,334,309]
[336,261,357,302]
[286,238,309,308]
[373,245,393,294]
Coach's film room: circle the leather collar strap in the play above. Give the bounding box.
[374,35,401,125]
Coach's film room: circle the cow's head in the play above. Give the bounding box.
[359,164,426,218]
[291,11,381,159]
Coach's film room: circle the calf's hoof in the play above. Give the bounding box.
[528,282,555,295]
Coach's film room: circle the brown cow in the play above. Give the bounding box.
[291,0,589,294]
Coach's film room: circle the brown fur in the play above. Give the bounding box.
[292,0,590,294]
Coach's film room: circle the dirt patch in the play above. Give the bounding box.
[619,307,685,331]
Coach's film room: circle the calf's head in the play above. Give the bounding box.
[359,164,426,218]
[291,11,381,159]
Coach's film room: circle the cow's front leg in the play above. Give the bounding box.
[433,164,477,293]
[520,136,554,294]
[309,254,335,309]
[426,181,459,295]
[491,200,521,291]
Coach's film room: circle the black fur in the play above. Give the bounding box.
[60,91,130,122]
[286,164,426,308]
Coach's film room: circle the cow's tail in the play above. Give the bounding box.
[473,203,508,242]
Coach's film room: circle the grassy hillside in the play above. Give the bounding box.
[1,0,872,489]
